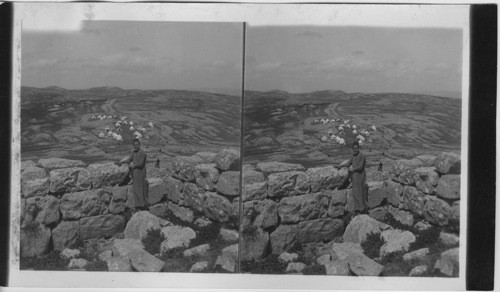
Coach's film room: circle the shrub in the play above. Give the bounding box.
[20,251,69,271]
[409,225,441,252]
[361,232,385,259]
[241,225,259,241]
[85,259,108,271]
[241,254,287,274]
[141,228,165,255]
[302,263,326,275]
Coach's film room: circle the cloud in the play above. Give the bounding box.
[295,31,324,39]
[129,46,142,52]
[351,50,365,57]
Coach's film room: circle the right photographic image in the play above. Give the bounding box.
[241,25,463,277]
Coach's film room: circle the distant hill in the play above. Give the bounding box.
[243,90,461,166]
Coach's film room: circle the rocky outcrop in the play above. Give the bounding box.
[37,158,86,171]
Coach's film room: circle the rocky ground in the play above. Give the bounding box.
[239,152,461,277]
[19,148,241,273]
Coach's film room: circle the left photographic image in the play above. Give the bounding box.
[19,19,243,273]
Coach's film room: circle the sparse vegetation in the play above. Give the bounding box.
[85,259,108,271]
[303,263,326,275]
[141,228,165,255]
[241,254,287,274]
[20,251,69,271]
[361,232,385,259]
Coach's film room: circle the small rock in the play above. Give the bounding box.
[436,174,461,200]
[316,254,331,266]
[183,244,210,257]
[215,254,236,272]
[434,247,459,276]
[128,249,165,272]
[219,228,239,242]
[107,256,132,272]
[214,148,240,171]
[160,225,196,253]
[434,152,461,174]
[286,262,306,273]
[414,221,432,231]
[194,217,212,229]
[279,252,299,263]
[324,260,350,276]
[123,211,170,240]
[99,250,113,262]
[403,248,429,262]
[221,244,239,260]
[439,232,460,247]
[380,229,416,258]
[113,238,144,257]
[215,171,240,197]
[60,248,81,259]
[68,258,88,269]
[190,261,209,272]
[343,214,381,243]
[409,265,428,276]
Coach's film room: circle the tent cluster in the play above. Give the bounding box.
[316,117,378,147]
[92,114,154,142]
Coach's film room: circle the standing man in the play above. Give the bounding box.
[339,141,368,213]
[116,138,148,213]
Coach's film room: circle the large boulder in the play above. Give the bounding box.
[387,205,414,227]
[325,190,347,218]
[278,193,328,223]
[436,174,461,200]
[172,156,204,182]
[21,178,50,198]
[79,215,126,239]
[270,224,298,255]
[255,161,305,175]
[306,166,348,192]
[192,151,217,164]
[242,169,265,185]
[267,171,310,197]
[166,201,194,223]
[216,171,240,197]
[298,218,344,243]
[113,238,144,256]
[414,167,439,194]
[194,163,220,191]
[369,207,389,222]
[108,186,128,214]
[242,181,267,202]
[21,166,46,181]
[434,152,461,174]
[25,195,60,225]
[215,254,236,272]
[343,214,381,243]
[203,192,233,222]
[379,229,416,258]
[241,227,269,261]
[37,158,86,171]
[20,224,51,258]
[434,247,459,276]
[423,196,452,226]
[414,155,438,167]
[160,225,196,253]
[124,211,170,239]
[329,242,384,276]
[52,221,80,251]
[367,181,386,208]
[59,189,107,220]
[401,186,426,216]
[251,199,279,229]
[49,167,86,193]
[164,177,184,204]
[147,178,166,205]
[391,159,423,185]
[87,163,129,188]
[182,183,207,212]
[385,179,404,207]
[128,249,165,272]
[214,148,240,171]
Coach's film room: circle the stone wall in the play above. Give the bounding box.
[20,148,241,259]
[240,151,461,262]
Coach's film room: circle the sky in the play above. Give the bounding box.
[22,21,244,91]
[245,26,463,96]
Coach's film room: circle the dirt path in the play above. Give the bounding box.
[101,99,117,115]
[323,102,341,117]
